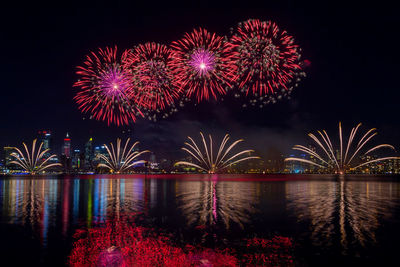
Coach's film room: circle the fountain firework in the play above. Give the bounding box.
[10,139,61,174]
[175,133,259,173]
[97,138,150,173]
[285,122,400,174]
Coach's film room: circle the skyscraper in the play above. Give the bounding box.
[84,137,94,170]
[62,133,71,158]
[38,130,52,150]
[72,149,82,170]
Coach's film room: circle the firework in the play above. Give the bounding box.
[229,19,304,106]
[10,139,61,174]
[175,133,259,173]
[97,138,149,173]
[74,46,143,126]
[285,122,400,174]
[122,43,182,114]
[170,28,237,102]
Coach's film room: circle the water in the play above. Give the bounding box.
[0,174,399,266]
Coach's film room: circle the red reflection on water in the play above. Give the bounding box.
[76,173,312,182]
[69,216,294,267]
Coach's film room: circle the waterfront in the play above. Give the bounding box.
[0,174,399,266]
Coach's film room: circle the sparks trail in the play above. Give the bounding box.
[122,43,182,117]
[285,122,400,174]
[74,46,143,126]
[229,19,305,106]
[170,28,237,102]
[73,19,307,125]
[10,139,61,174]
[175,133,259,174]
[97,138,150,173]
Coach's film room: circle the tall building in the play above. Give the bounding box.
[72,149,82,170]
[62,133,71,158]
[3,147,14,169]
[38,130,52,150]
[84,137,94,169]
[94,145,107,158]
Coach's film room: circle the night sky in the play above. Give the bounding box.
[1,0,399,160]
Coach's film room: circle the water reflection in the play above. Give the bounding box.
[285,179,400,254]
[0,175,399,263]
[175,178,257,228]
[0,178,150,245]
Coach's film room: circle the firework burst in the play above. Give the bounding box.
[74,46,143,126]
[97,138,149,173]
[170,28,237,102]
[175,133,259,173]
[229,19,304,106]
[122,43,182,116]
[285,122,400,174]
[10,139,61,174]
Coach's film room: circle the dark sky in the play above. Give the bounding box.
[0,0,399,160]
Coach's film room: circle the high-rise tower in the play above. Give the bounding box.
[62,133,71,158]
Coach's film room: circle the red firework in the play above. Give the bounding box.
[74,46,142,126]
[229,19,302,97]
[122,43,181,111]
[170,28,237,102]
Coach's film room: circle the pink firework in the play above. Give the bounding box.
[74,46,142,126]
[229,19,303,97]
[122,42,181,111]
[170,28,236,102]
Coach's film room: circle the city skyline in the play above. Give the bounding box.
[2,128,399,175]
[1,1,399,161]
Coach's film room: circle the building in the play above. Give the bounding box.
[159,158,173,173]
[284,153,309,173]
[3,147,14,170]
[384,158,400,174]
[72,149,82,170]
[84,137,94,170]
[62,133,71,158]
[93,145,107,168]
[148,153,160,171]
[38,130,52,150]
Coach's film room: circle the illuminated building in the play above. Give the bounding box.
[148,153,159,171]
[94,145,107,158]
[84,137,94,170]
[72,149,82,170]
[93,145,107,168]
[60,133,72,172]
[3,147,15,171]
[384,158,400,174]
[38,130,52,150]
[62,133,71,158]
[284,153,308,173]
[175,155,196,172]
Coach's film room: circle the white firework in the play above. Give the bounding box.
[175,132,259,173]
[10,139,61,174]
[98,138,149,173]
[285,122,400,174]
